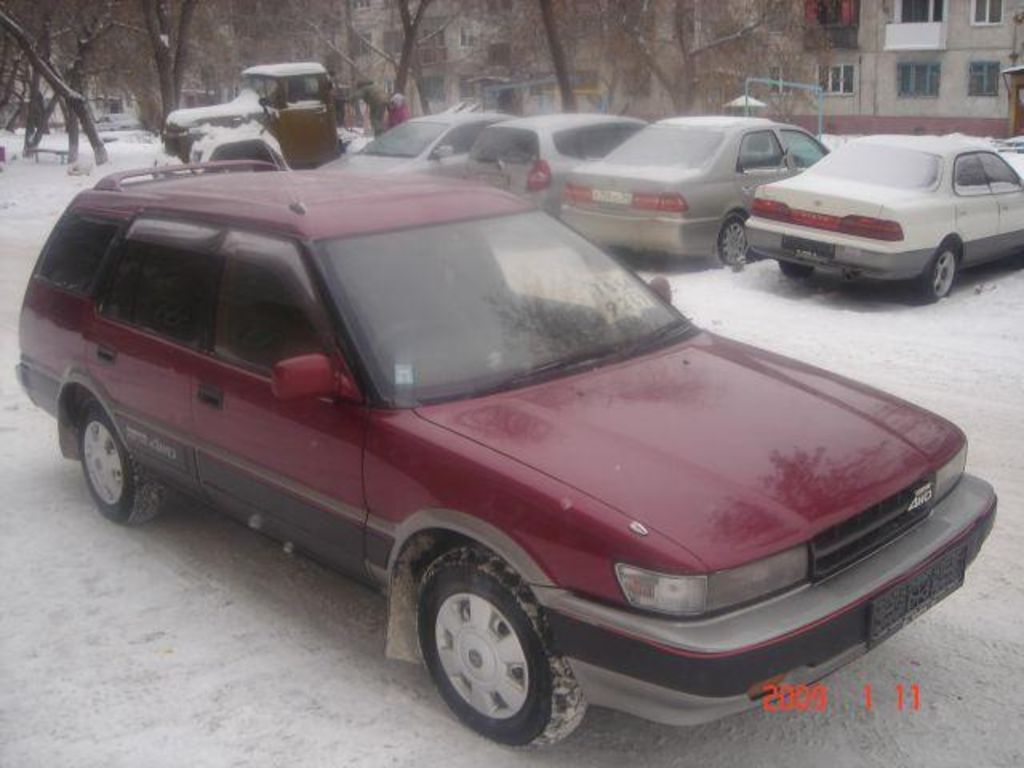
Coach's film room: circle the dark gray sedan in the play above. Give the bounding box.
[561,117,827,266]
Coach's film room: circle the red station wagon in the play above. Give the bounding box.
[18,162,996,745]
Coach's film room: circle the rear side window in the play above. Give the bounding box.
[214,231,326,371]
[37,213,119,294]
[954,154,991,195]
[553,123,642,160]
[469,127,539,165]
[102,239,221,348]
[738,131,785,171]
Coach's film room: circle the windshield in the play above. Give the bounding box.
[604,126,725,168]
[316,212,687,406]
[806,143,942,189]
[362,121,447,158]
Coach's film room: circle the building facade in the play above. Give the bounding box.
[801,0,1021,136]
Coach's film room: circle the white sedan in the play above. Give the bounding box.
[746,135,1024,302]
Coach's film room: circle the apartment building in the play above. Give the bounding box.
[801,0,1021,135]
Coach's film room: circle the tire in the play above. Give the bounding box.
[915,245,958,304]
[778,260,815,279]
[78,402,164,525]
[418,546,587,746]
[716,215,749,268]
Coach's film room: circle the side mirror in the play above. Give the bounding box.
[271,353,361,402]
[649,276,672,304]
[431,144,455,161]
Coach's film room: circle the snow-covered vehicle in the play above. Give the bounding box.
[747,134,1024,302]
[164,62,340,168]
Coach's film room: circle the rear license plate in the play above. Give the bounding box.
[591,189,633,205]
[782,235,835,264]
[867,544,967,647]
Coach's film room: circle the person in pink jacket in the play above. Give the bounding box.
[387,93,411,129]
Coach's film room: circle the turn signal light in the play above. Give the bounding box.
[527,158,552,191]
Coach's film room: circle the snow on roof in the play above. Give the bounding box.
[1002,64,1024,75]
[242,62,327,78]
[166,89,262,128]
[657,116,774,128]
[854,133,993,156]
[500,113,645,130]
[723,95,768,109]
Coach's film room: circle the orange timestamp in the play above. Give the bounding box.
[761,682,922,713]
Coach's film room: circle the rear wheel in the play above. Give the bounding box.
[78,402,164,525]
[778,260,815,279]
[418,546,586,746]
[915,246,958,303]
[716,215,748,268]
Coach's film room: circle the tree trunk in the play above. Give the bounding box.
[0,8,109,164]
[61,97,80,164]
[140,0,202,125]
[538,0,576,111]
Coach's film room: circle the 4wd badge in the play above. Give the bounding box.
[907,482,934,512]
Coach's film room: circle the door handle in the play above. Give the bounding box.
[196,383,223,409]
[96,344,117,364]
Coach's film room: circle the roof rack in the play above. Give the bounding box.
[94,160,279,192]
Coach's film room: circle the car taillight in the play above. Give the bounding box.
[563,183,593,204]
[527,158,552,191]
[837,215,904,242]
[751,197,792,222]
[632,192,688,215]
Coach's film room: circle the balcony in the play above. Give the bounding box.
[804,25,860,50]
[884,21,947,51]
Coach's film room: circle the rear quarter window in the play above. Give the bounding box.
[36,213,120,294]
[469,127,539,165]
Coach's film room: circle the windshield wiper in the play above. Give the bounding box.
[612,319,693,360]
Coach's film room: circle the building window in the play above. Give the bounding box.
[459,27,477,48]
[972,0,1002,24]
[900,0,943,23]
[351,0,371,9]
[898,62,940,97]
[820,64,856,94]
[968,61,1000,96]
[350,29,372,57]
[809,0,860,26]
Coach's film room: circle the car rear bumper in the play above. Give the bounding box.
[747,224,933,280]
[539,473,996,726]
[562,205,719,258]
[16,360,59,417]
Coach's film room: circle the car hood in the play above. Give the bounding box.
[416,332,961,570]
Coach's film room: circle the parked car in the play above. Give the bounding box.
[747,134,1024,302]
[561,117,828,266]
[464,113,645,216]
[18,161,995,746]
[323,112,509,177]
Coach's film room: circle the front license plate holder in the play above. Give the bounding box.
[867,543,967,647]
[782,235,835,264]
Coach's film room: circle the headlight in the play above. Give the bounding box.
[616,545,808,617]
[935,442,967,501]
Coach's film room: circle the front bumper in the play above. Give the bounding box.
[539,474,996,726]
[747,224,933,281]
[562,205,719,258]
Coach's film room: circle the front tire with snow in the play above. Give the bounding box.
[418,546,586,746]
[78,403,164,525]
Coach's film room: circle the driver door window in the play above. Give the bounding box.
[738,131,785,173]
[214,231,327,372]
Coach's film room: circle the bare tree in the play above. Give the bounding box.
[139,0,201,125]
[0,6,109,163]
[538,0,576,111]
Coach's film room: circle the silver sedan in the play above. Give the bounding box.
[561,117,828,266]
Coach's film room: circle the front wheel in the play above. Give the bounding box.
[418,546,586,746]
[915,246,958,303]
[716,215,748,269]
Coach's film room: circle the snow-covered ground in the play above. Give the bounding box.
[1,134,1022,768]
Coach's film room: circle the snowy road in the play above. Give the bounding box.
[1,142,1022,767]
